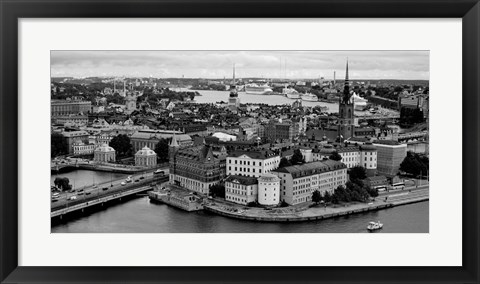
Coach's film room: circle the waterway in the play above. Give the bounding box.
[52,197,428,233]
[190,89,340,113]
[51,170,128,190]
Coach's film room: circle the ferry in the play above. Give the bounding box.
[282,86,301,99]
[245,83,273,95]
[301,93,318,102]
[367,221,383,231]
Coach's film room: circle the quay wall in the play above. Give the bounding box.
[203,196,429,223]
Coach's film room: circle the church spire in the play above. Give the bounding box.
[170,130,179,147]
[342,58,351,103]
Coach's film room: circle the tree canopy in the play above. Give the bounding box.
[329,151,342,161]
[312,190,322,204]
[154,138,171,163]
[400,151,429,177]
[109,134,133,157]
[290,149,305,165]
[349,166,367,182]
[209,183,225,198]
[279,157,292,168]
[54,177,71,191]
[51,133,68,158]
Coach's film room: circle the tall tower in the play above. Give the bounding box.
[228,63,240,112]
[337,59,355,141]
[169,131,180,184]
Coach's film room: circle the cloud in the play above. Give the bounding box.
[51,50,429,80]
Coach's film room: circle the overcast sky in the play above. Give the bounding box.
[51,51,429,80]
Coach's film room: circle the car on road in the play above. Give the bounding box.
[135,179,140,182]
[154,170,165,176]
[86,192,91,195]
[68,196,77,200]
[52,192,60,197]
[121,182,126,186]
[77,192,84,195]
[102,187,109,191]
[139,176,145,180]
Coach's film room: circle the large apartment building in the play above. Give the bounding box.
[272,160,347,205]
[372,140,407,177]
[226,150,280,178]
[51,100,92,116]
[169,144,226,195]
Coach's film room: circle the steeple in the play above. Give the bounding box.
[342,58,351,103]
[229,63,238,98]
[170,131,179,147]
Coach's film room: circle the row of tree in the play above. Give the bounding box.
[400,151,429,177]
[312,180,378,205]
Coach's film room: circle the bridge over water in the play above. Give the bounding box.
[51,175,169,219]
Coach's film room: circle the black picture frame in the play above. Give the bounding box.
[1,0,479,283]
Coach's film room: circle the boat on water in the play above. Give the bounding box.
[301,93,318,102]
[283,87,301,99]
[350,92,368,111]
[367,221,383,231]
[245,83,273,95]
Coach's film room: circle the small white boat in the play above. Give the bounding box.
[301,93,318,101]
[367,221,383,231]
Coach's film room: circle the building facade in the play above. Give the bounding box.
[169,144,226,195]
[51,100,92,116]
[257,173,281,206]
[373,140,407,176]
[226,150,280,178]
[225,175,258,205]
[135,146,157,167]
[62,130,90,154]
[72,140,96,156]
[93,143,116,163]
[130,130,193,152]
[272,160,347,205]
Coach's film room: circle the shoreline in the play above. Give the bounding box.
[202,187,429,223]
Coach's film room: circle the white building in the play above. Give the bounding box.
[257,173,281,206]
[94,143,116,163]
[227,150,280,178]
[299,147,313,163]
[225,175,258,205]
[135,146,157,167]
[272,160,347,205]
[314,143,377,176]
[72,140,96,156]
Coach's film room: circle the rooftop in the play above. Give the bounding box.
[225,175,258,186]
[273,160,346,179]
[228,149,278,160]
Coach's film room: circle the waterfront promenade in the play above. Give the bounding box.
[203,186,429,222]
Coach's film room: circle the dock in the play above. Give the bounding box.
[148,189,204,212]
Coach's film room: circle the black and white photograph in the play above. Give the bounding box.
[50,50,429,233]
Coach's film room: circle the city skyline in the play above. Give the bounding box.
[51,50,429,80]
